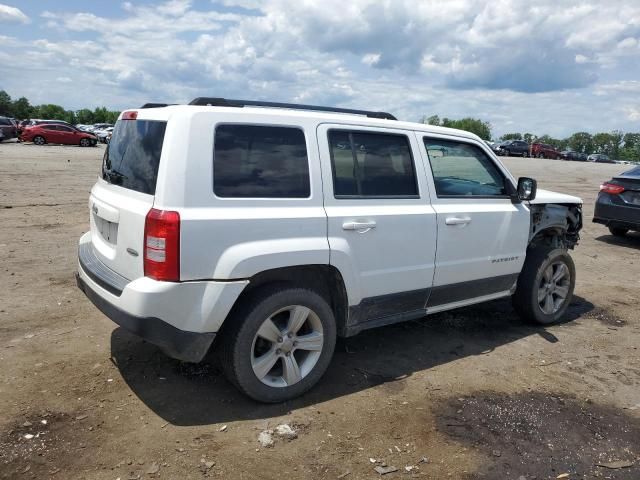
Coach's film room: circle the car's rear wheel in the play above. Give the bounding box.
[513,247,575,325]
[33,136,46,146]
[219,286,336,403]
[538,153,544,158]
[609,226,628,237]
[79,138,90,147]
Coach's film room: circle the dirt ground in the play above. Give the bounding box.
[0,140,638,480]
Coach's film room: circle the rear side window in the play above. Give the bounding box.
[328,130,418,197]
[102,120,167,195]
[214,125,310,198]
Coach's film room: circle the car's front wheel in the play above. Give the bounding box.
[219,286,337,402]
[79,138,90,147]
[513,247,575,325]
[609,226,628,237]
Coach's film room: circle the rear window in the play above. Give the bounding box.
[102,120,167,195]
[213,124,310,198]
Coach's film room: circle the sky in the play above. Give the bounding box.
[0,0,639,138]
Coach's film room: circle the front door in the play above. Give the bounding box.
[317,124,437,326]
[417,134,530,309]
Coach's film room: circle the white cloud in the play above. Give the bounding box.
[0,3,29,23]
[2,0,640,137]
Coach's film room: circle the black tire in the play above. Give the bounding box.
[79,138,90,147]
[504,149,511,157]
[513,247,576,325]
[609,226,628,237]
[33,135,46,146]
[538,153,544,158]
[522,151,528,158]
[218,286,337,403]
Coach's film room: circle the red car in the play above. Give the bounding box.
[20,124,97,147]
[531,143,561,159]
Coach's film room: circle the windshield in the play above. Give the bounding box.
[102,119,167,195]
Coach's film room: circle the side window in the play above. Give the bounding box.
[424,138,508,197]
[0,118,9,126]
[214,125,310,198]
[58,126,72,132]
[328,130,418,198]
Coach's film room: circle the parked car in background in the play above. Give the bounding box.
[94,126,114,143]
[0,116,18,141]
[593,165,640,236]
[588,154,614,163]
[531,143,561,159]
[560,151,587,161]
[20,123,97,146]
[496,140,529,157]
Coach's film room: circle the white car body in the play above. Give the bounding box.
[77,103,583,364]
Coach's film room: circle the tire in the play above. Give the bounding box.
[513,247,575,325]
[218,286,337,403]
[522,151,528,158]
[79,138,90,147]
[555,155,561,160]
[504,149,511,157]
[609,226,628,237]
[538,153,544,158]
[33,136,46,146]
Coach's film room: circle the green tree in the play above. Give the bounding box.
[0,90,12,116]
[11,97,33,120]
[421,114,441,126]
[523,133,534,144]
[501,133,523,141]
[567,132,593,153]
[440,117,492,140]
[75,108,94,124]
[592,132,623,157]
[34,104,67,120]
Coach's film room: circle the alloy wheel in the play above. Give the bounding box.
[251,305,324,388]
[538,261,571,315]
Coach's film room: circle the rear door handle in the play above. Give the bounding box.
[342,220,377,232]
[445,216,471,226]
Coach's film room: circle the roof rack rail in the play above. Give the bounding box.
[188,97,397,120]
[140,103,171,108]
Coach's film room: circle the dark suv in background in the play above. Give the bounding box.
[0,116,18,141]
[497,140,529,157]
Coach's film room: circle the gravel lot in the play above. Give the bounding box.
[1,141,639,479]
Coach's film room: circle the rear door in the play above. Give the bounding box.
[417,134,530,309]
[317,124,437,321]
[90,117,167,280]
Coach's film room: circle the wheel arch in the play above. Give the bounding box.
[225,265,350,337]
[528,203,582,250]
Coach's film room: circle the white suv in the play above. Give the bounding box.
[77,98,583,402]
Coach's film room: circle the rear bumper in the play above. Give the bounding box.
[593,194,640,230]
[77,232,248,362]
[77,273,215,362]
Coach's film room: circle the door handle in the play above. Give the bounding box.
[342,220,377,232]
[445,216,471,226]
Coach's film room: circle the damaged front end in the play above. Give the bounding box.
[529,203,582,249]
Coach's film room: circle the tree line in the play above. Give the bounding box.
[422,114,640,162]
[0,90,120,125]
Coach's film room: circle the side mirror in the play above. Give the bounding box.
[517,177,537,201]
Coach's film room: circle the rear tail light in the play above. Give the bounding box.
[122,110,138,120]
[144,208,180,282]
[600,182,625,195]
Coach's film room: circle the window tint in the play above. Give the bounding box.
[0,118,10,126]
[102,120,167,195]
[328,130,418,197]
[214,125,310,198]
[58,126,73,132]
[424,138,507,197]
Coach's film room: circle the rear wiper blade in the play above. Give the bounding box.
[105,169,128,184]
